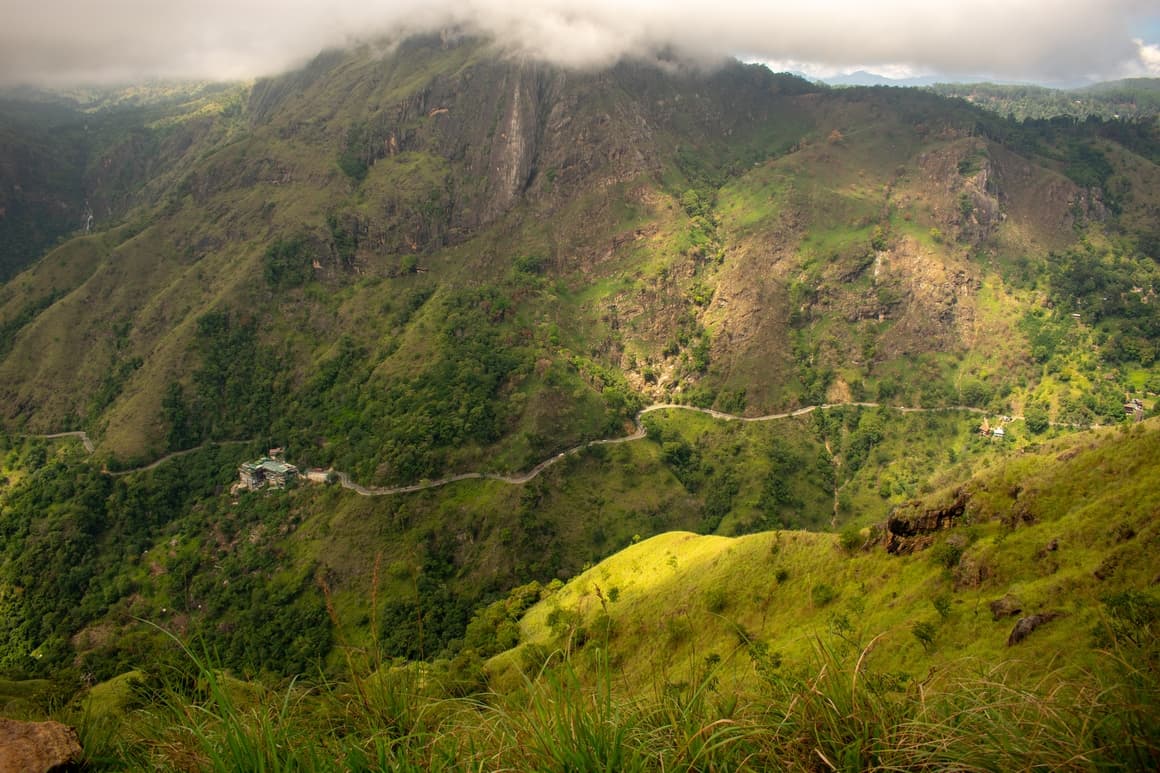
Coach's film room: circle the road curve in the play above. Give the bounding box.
[33,431,95,454]
[104,440,252,476]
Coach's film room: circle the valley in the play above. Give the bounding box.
[0,33,1157,770]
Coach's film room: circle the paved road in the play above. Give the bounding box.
[27,401,1082,496]
[36,431,95,453]
[328,401,991,496]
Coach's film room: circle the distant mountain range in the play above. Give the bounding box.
[814,70,944,88]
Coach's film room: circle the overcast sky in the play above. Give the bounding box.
[1,0,1158,87]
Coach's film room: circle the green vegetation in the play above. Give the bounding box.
[262,235,314,289]
[1,39,1159,769]
[929,79,1160,122]
[25,418,1156,770]
[65,634,1160,770]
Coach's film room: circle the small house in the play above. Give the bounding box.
[238,456,299,491]
[992,427,1006,440]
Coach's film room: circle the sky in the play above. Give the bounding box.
[1,0,1158,88]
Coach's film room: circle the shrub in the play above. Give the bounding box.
[930,540,965,569]
[932,594,952,621]
[812,583,837,607]
[1025,402,1050,434]
[912,620,937,652]
[703,586,729,614]
[263,235,313,289]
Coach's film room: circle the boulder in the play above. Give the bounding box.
[1006,612,1061,646]
[989,593,1023,621]
[0,718,82,773]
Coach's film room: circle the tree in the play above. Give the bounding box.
[1025,402,1050,434]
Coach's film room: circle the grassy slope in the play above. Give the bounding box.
[489,418,1160,693]
[43,418,1159,771]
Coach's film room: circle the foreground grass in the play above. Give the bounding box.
[74,630,1158,771]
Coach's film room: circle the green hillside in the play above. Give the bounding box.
[1,38,1155,477]
[929,78,1160,122]
[495,419,1160,689]
[0,34,1158,769]
[14,417,1153,770]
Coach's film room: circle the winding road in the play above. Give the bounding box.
[328,401,989,496]
[25,401,1027,497]
[35,431,95,454]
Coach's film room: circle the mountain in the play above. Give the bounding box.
[0,82,250,282]
[0,36,1157,764]
[823,70,941,87]
[1,36,1155,476]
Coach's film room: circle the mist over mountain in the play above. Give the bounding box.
[3,0,1159,86]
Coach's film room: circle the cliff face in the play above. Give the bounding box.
[234,38,828,263]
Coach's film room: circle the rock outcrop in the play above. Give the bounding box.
[0,718,82,773]
[989,593,1023,620]
[884,489,969,554]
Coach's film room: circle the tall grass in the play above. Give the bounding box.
[77,632,1157,771]
[72,572,1158,773]
[749,636,1160,771]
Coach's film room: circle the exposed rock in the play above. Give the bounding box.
[0,718,82,773]
[989,593,1023,621]
[1036,538,1059,559]
[1006,612,1062,646]
[953,554,990,590]
[884,489,969,554]
[1093,553,1120,581]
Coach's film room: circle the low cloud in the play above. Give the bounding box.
[1133,39,1160,76]
[1,0,1157,86]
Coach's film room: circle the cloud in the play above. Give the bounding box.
[1132,39,1160,76]
[0,0,1157,86]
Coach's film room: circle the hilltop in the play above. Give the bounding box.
[492,418,1160,690]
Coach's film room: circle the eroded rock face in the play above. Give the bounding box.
[0,718,82,773]
[884,489,969,554]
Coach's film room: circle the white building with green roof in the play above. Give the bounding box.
[237,454,299,491]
